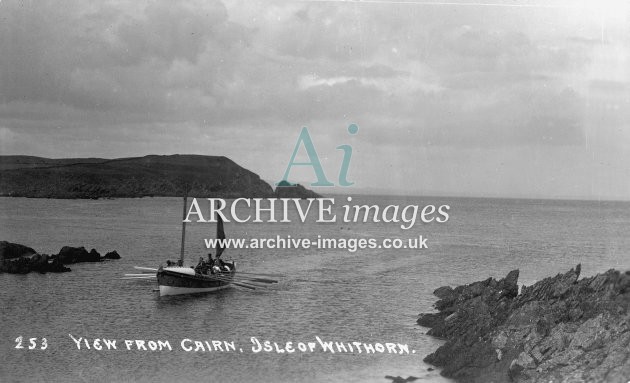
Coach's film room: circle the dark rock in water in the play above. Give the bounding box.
[274,180,322,199]
[1,256,30,274]
[419,265,630,382]
[57,246,101,263]
[89,248,101,261]
[0,249,70,274]
[1,241,119,274]
[104,250,121,260]
[0,241,37,260]
[29,253,49,273]
[384,376,419,382]
[48,254,71,273]
[0,241,38,273]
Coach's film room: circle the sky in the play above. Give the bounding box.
[1,0,629,200]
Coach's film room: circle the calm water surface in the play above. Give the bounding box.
[1,196,629,382]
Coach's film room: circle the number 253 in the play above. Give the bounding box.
[15,336,48,350]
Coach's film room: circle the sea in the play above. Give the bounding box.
[1,195,629,383]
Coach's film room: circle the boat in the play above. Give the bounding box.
[156,196,236,296]
[156,263,235,296]
[123,196,279,293]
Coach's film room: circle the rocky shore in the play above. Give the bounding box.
[0,240,120,274]
[418,265,630,382]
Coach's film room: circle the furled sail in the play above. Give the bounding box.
[215,214,226,258]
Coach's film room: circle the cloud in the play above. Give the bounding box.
[0,0,249,118]
[0,126,16,142]
[0,0,628,198]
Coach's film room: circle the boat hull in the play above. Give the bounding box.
[158,284,231,296]
[157,266,235,296]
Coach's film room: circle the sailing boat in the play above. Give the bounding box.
[123,196,279,293]
[156,196,236,296]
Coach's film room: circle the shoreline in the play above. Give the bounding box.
[418,265,630,382]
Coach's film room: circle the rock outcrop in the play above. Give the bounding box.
[57,246,102,263]
[418,265,630,382]
[0,241,120,274]
[0,241,37,259]
[274,180,322,199]
[104,250,121,260]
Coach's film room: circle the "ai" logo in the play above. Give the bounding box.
[277,124,359,187]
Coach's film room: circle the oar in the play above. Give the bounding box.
[121,276,156,280]
[230,281,257,290]
[234,279,277,289]
[238,277,278,284]
[230,277,277,285]
[124,274,157,278]
[230,278,271,287]
[236,271,285,278]
[207,274,258,290]
[214,277,257,290]
[134,266,158,272]
[125,273,156,277]
[221,273,276,284]
[210,273,250,285]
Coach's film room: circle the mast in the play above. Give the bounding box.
[179,194,187,264]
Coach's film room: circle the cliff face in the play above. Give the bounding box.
[418,265,630,383]
[0,155,275,199]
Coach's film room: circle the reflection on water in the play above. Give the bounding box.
[1,196,629,382]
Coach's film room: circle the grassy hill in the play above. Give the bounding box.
[0,155,275,199]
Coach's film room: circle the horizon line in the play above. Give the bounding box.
[2,153,627,203]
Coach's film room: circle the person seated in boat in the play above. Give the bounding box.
[214,257,231,272]
[210,256,222,274]
[195,257,209,274]
[205,253,217,274]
